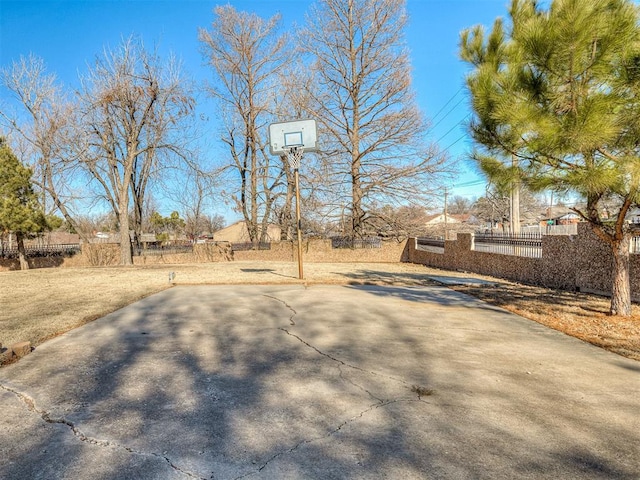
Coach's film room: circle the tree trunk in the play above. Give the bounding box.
[610,236,632,316]
[16,232,30,270]
[118,195,133,266]
[131,192,143,255]
[351,153,364,238]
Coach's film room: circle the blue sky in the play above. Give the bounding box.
[1,0,513,219]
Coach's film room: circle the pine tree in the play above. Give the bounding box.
[461,0,640,316]
[0,138,48,270]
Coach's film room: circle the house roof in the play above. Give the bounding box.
[424,213,475,225]
[213,220,281,242]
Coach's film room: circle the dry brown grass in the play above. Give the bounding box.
[1,266,172,351]
[1,262,639,364]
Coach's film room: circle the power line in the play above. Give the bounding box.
[441,131,468,152]
[436,116,466,143]
[430,86,464,122]
[435,110,472,146]
[454,180,485,188]
[431,96,466,131]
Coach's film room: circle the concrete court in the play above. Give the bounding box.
[0,284,639,480]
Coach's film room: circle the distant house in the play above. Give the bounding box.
[556,212,581,224]
[213,221,281,243]
[424,213,479,226]
[424,213,461,225]
[422,213,479,238]
[540,207,580,227]
[627,207,640,224]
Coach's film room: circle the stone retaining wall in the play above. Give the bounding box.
[0,252,87,271]
[0,239,407,271]
[407,223,640,298]
[234,239,408,263]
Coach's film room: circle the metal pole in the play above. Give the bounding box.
[511,154,521,235]
[294,167,304,280]
[444,187,448,240]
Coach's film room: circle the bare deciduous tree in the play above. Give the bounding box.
[163,167,221,240]
[0,54,89,241]
[199,5,290,245]
[77,37,194,264]
[300,0,448,238]
[367,204,431,239]
[449,195,474,215]
[473,187,541,230]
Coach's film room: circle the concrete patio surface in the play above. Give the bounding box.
[1,283,639,479]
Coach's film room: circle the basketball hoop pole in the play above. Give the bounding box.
[268,120,317,281]
[288,147,304,280]
[294,165,304,280]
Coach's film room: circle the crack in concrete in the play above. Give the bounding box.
[279,327,411,388]
[235,398,419,479]
[263,295,296,325]
[1,290,429,480]
[266,298,401,390]
[338,364,384,403]
[242,328,435,478]
[0,383,205,479]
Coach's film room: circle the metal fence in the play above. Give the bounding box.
[473,232,542,258]
[0,243,81,259]
[331,237,382,249]
[134,242,194,256]
[416,237,445,252]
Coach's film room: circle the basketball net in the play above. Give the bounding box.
[286,146,304,170]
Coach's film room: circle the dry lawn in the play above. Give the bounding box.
[1,261,639,364]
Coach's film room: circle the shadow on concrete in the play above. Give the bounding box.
[335,268,439,286]
[344,283,507,315]
[1,285,639,479]
[240,268,297,280]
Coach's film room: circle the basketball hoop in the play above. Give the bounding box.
[267,119,318,280]
[286,146,304,170]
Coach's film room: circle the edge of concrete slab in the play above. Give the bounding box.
[426,275,500,287]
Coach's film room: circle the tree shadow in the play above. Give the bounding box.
[1,284,638,478]
[344,283,509,316]
[336,268,439,286]
[240,268,297,280]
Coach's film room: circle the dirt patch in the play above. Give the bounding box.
[1,262,639,365]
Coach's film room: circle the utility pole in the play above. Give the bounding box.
[444,187,449,240]
[510,154,521,235]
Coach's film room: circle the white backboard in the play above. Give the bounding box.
[269,119,318,155]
